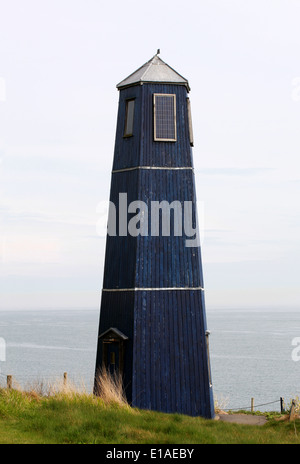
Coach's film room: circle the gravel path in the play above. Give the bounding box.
[216,414,267,426]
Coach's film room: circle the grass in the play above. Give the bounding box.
[0,374,299,444]
[0,390,300,444]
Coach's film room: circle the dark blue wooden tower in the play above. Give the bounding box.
[94,53,214,418]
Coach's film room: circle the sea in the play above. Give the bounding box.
[0,307,299,413]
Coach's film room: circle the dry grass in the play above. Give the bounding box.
[17,377,88,399]
[94,368,129,407]
[2,369,129,410]
[214,393,229,413]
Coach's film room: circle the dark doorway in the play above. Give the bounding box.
[98,328,128,377]
[103,340,120,375]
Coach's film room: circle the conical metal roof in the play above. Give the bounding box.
[117,54,190,91]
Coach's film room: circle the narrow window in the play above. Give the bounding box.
[187,98,194,147]
[110,351,116,365]
[205,330,212,387]
[153,94,176,142]
[124,99,135,137]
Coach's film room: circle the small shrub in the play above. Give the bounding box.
[214,393,229,413]
[287,396,300,414]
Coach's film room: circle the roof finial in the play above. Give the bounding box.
[156,49,160,55]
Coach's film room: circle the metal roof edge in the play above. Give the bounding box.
[116,55,156,89]
[117,81,190,91]
[116,54,190,92]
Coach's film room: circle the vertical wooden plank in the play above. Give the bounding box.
[190,290,202,416]
[280,397,285,414]
[168,290,177,412]
[145,290,151,409]
[7,375,12,390]
[180,290,189,414]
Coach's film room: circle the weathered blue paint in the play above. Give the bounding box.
[94,56,214,418]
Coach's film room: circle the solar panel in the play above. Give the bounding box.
[154,94,176,141]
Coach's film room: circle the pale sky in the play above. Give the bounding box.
[0,0,300,310]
